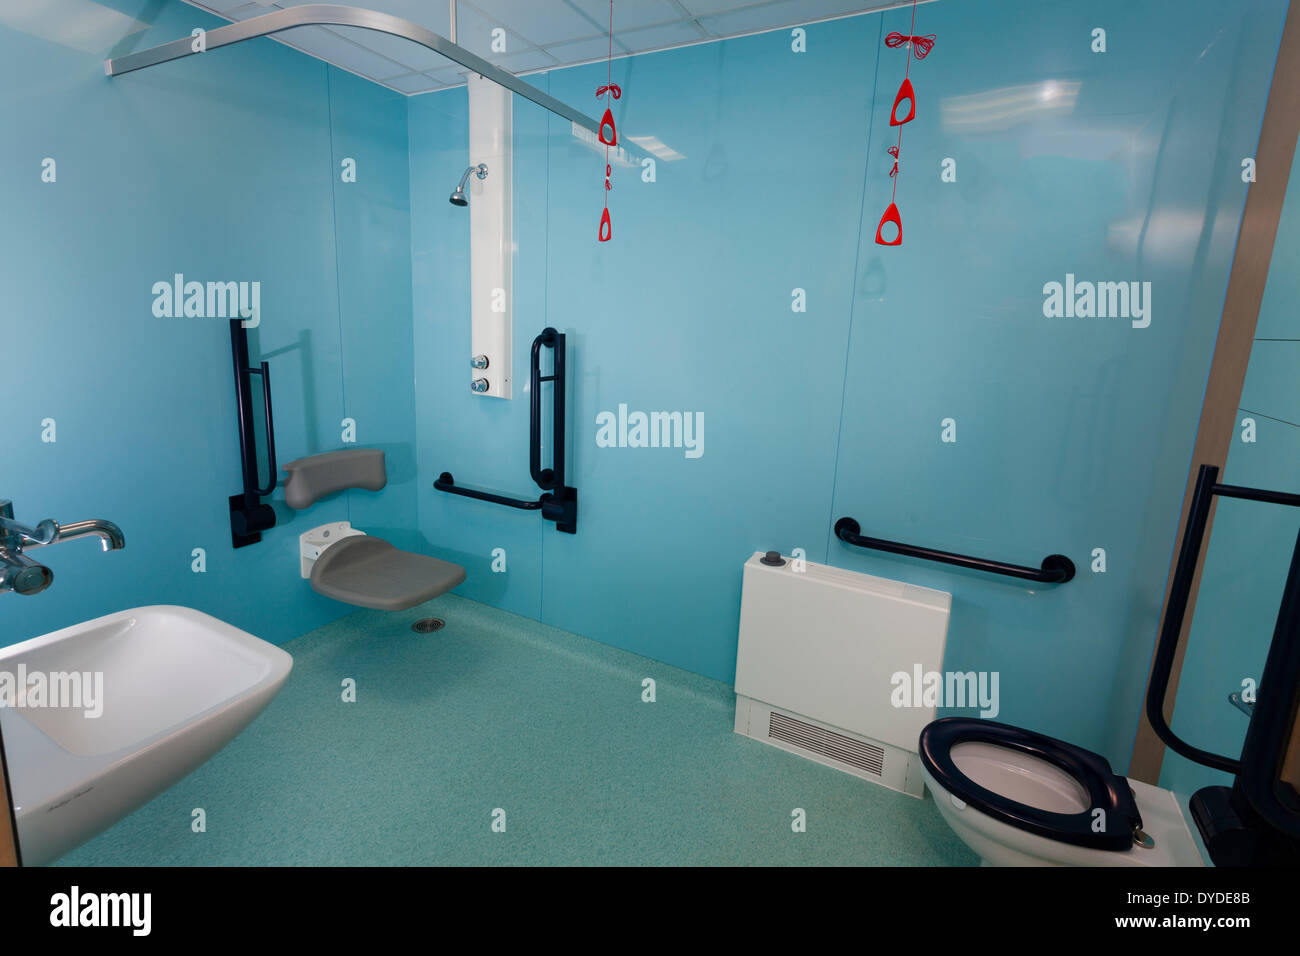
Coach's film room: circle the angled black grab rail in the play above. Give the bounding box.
[1145,464,1300,776]
[435,328,577,534]
[229,319,278,548]
[833,517,1075,584]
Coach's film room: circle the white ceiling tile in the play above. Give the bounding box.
[324,24,458,72]
[784,0,886,18]
[699,0,876,33]
[196,0,275,14]
[276,25,409,77]
[450,4,534,62]
[616,19,708,52]
[355,0,452,34]
[563,0,682,32]
[675,0,752,14]
[177,0,893,96]
[497,49,561,73]
[250,0,317,11]
[268,0,447,33]
[697,1,816,34]
[221,2,284,19]
[542,34,632,60]
[427,66,472,86]
[464,0,597,47]
[385,71,442,93]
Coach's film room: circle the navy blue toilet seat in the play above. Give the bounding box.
[919,717,1142,852]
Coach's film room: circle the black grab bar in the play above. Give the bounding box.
[530,328,565,492]
[245,363,277,497]
[833,517,1075,584]
[1235,522,1300,842]
[228,319,278,548]
[1145,464,1300,776]
[433,474,543,511]
[435,328,577,534]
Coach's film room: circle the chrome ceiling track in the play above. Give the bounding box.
[104,3,603,136]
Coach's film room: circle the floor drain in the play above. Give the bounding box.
[411,618,445,633]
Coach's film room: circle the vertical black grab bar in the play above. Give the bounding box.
[245,362,277,496]
[1237,523,1300,839]
[530,328,564,492]
[228,319,278,548]
[1143,465,1237,773]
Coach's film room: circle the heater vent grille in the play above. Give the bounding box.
[768,710,885,776]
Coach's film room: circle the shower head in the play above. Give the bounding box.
[450,163,488,206]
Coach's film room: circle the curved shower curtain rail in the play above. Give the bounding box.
[104,3,605,137]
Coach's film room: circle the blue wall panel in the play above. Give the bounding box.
[409,0,1288,771]
[1162,139,1300,798]
[0,0,413,647]
[1,0,1290,784]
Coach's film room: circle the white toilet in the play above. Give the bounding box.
[919,718,1204,866]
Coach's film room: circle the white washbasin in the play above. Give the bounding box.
[0,606,292,865]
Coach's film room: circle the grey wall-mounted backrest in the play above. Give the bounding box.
[283,449,387,510]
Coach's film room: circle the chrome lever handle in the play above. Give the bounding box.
[0,503,58,546]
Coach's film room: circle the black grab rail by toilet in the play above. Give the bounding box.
[1145,464,1300,776]
[1143,464,1300,864]
[228,319,278,548]
[435,328,577,534]
[833,517,1075,584]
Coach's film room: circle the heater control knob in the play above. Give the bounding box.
[761,551,786,567]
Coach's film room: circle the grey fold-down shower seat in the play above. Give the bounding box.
[282,448,465,611]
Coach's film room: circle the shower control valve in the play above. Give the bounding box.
[471,378,490,393]
[471,355,489,369]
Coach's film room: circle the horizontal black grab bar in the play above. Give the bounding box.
[434,472,543,511]
[434,472,578,532]
[834,517,1075,584]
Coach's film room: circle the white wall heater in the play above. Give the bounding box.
[734,552,951,797]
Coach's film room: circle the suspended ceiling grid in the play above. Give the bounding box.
[182,0,922,95]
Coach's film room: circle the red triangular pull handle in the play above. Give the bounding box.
[875,202,902,245]
[598,107,617,146]
[599,206,612,242]
[890,77,916,126]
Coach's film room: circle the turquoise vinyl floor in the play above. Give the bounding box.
[54,594,976,866]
